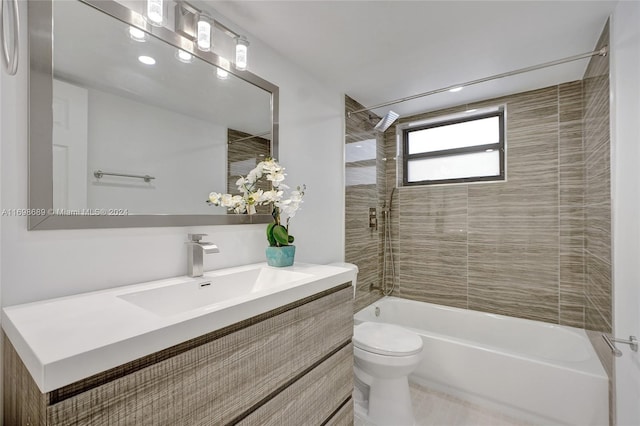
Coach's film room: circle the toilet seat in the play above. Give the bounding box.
[353,322,423,356]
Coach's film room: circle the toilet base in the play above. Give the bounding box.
[353,376,416,426]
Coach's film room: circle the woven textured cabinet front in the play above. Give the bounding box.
[4,284,354,426]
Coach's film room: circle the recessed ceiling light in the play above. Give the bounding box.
[355,145,363,148]
[176,49,193,63]
[138,55,156,65]
[216,68,229,80]
[466,109,477,113]
[129,26,146,42]
[449,86,464,93]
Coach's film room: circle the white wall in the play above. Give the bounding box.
[610,1,640,425]
[85,86,226,214]
[0,1,345,308]
[239,20,345,269]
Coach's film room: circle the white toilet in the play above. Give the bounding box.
[326,262,423,424]
[353,321,424,426]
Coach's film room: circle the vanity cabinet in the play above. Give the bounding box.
[4,283,354,425]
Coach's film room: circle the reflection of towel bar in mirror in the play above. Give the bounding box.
[94,170,155,183]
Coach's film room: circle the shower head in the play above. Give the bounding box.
[374,110,399,132]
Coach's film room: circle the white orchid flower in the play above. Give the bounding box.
[220,193,234,207]
[261,189,283,203]
[208,159,305,233]
[208,192,222,205]
[247,168,262,184]
[247,190,264,205]
[267,171,286,187]
[290,190,304,202]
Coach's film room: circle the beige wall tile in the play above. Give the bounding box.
[346,24,610,333]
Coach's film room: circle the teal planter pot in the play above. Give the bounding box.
[265,245,296,267]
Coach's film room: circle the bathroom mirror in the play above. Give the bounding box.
[28,0,279,229]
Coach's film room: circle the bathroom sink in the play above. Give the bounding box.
[118,267,312,316]
[3,262,356,392]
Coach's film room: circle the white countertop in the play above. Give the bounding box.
[1,262,356,393]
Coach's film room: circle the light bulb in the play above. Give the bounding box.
[197,14,213,52]
[176,49,193,63]
[129,26,146,42]
[145,0,165,26]
[217,68,229,80]
[235,36,249,71]
[138,55,156,65]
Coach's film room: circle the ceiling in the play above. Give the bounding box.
[207,0,617,117]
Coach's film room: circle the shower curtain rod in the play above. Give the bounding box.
[348,46,608,116]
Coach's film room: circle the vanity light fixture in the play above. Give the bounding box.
[138,55,156,65]
[196,13,213,52]
[173,2,251,70]
[176,49,193,63]
[128,26,146,42]
[144,0,167,27]
[235,35,249,70]
[216,67,229,80]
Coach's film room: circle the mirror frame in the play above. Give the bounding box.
[28,0,279,230]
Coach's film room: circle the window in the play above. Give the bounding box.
[401,108,505,186]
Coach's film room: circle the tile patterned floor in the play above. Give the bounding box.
[355,382,533,426]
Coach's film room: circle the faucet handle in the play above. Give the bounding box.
[188,233,208,242]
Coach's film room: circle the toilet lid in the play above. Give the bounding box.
[353,322,423,356]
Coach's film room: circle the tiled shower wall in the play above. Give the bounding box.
[380,82,588,326]
[345,25,611,328]
[345,96,384,312]
[583,22,612,335]
[581,23,614,420]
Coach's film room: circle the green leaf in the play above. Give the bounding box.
[266,223,276,246]
[272,225,290,246]
[288,235,295,243]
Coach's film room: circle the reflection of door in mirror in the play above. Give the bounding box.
[52,79,88,210]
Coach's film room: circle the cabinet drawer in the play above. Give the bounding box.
[238,343,353,426]
[47,286,354,425]
[325,398,354,426]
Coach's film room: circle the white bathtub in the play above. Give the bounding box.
[354,297,609,426]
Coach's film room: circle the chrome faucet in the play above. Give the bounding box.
[187,233,220,277]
